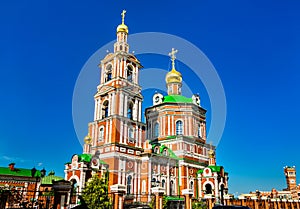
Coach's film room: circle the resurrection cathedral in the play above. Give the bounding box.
[65,10,229,202]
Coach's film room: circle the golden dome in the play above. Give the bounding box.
[209,149,215,158]
[117,23,128,33]
[166,69,182,84]
[84,135,92,144]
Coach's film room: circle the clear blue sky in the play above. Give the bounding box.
[0,1,300,195]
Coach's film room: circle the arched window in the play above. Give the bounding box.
[190,181,194,190]
[127,65,133,82]
[127,102,133,120]
[151,178,156,188]
[142,180,146,194]
[163,149,167,156]
[220,184,225,201]
[205,184,212,194]
[198,124,202,138]
[170,180,175,195]
[99,127,104,141]
[126,175,132,194]
[162,179,166,188]
[128,127,134,142]
[176,120,183,135]
[148,123,152,139]
[105,65,112,82]
[154,123,159,138]
[154,147,159,154]
[102,100,109,118]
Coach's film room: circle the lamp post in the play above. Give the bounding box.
[31,167,46,209]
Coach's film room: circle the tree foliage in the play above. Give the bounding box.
[149,194,168,209]
[81,173,111,209]
[192,200,207,209]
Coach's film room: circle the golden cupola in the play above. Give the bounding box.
[117,10,128,34]
[165,69,182,84]
[165,48,182,84]
[166,48,182,95]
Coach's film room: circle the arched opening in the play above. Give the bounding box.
[126,175,132,195]
[170,180,175,195]
[128,127,134,142]
[154,122,159,138]
[176,120,183,135]
[105,65,112,82]
[163,149,168,156]
[99,127,104,141]
[127,65,133,82]
[198,124,202,138]
[205,184,212,194]
[102,100,109,118]
[162,179,166,188]
[127,102,133,120]
[190,181,194,190]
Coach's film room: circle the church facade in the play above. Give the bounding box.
[65,10,229,203]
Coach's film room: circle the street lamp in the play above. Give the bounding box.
[31,167,46,208]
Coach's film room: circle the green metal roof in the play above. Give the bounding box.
[163,95,193,103]
[197,165,222,174]
[69,154,107,165]
[151,144,180,160]
[166,135,176,139]
[78,154,92,163]
[0,167,41,177]
[41,174,63,185]
[166,196,184,201]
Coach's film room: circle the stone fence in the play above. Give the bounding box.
[221,197,300,209]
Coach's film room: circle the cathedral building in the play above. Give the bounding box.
[65,10,228,203]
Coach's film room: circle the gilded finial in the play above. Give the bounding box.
[165,48,182,84]
[117,10,128,33]
[121,10,126,25]
[168,48,178,70]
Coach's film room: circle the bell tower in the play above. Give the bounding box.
[284,166,297,190]
[83,10,146,189]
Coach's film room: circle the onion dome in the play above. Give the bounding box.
[84,135,92,144]
[165,68,182,84]
[117,24,128,33]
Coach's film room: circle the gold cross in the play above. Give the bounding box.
[168,48,178,70]
[121,10,126,24]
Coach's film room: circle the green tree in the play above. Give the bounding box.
[192,200,207,209]
[149,195,168,209]
[81,173,111,209]
[162,195,168,209]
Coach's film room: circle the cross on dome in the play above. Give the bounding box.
[121,10,126,24]
[169,48,178,70]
